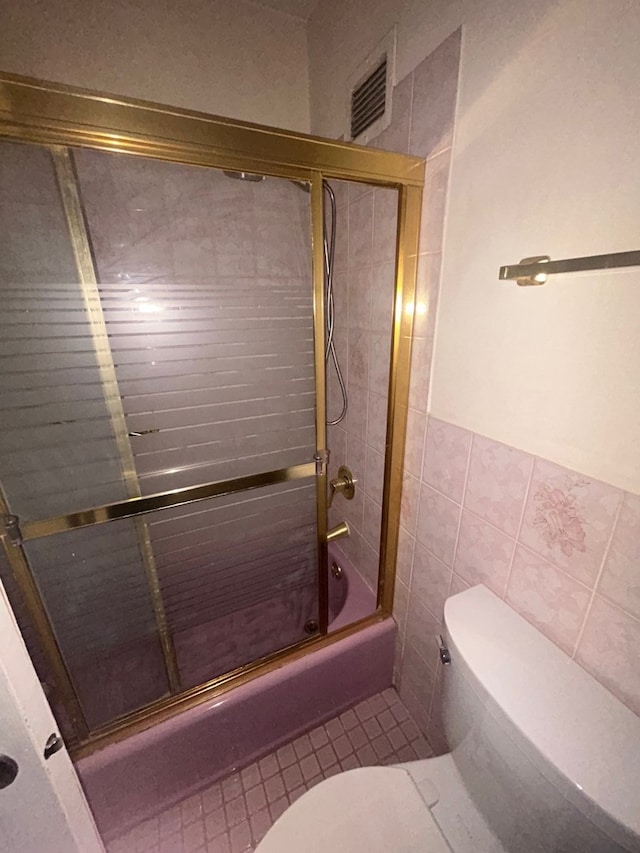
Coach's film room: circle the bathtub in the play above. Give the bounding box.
[78,551,395,839]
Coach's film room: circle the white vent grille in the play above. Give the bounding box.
[350,57,387,140]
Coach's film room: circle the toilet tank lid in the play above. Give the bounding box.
[444,585,640,840]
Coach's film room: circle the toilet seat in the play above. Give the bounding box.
[255,766,453,853]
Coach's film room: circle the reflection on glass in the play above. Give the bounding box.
[74,149,316,494]
[0,141,134,521]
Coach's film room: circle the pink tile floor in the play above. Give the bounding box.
[106,687,434,853]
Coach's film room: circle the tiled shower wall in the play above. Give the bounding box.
[326,29,462,594]
[327,182,397,592]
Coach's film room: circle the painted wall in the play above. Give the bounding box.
[309,0,640,494]
[0,0,310,132]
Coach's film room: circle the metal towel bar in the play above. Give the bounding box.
[499,250,640,286]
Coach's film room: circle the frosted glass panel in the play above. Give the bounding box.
[24,522,169,729]
[0,141,321,736]
[0,142,132,520]
[150,479,318,689]
[74,150,316,494]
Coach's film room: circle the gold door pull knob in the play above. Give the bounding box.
[328,465,355,508]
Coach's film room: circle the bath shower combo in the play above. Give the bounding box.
[0,71,424,834]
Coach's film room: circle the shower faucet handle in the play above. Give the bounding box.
[328,466,355,508]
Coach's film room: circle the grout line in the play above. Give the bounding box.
[415,410,430,485]
[571,496,624,659]
[406,71,415,155]
[512,541,595,595]
[448,435,473,574]
[403,525,417,596]
[503,455,536,598]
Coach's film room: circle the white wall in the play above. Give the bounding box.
[0,0,310,132]
[309,0,640,494]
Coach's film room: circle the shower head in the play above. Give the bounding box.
[223,170,266,183]
[223,170,312,194]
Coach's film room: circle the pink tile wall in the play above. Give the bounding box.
[328,30,462,599]
[395,417,640,749]
[370,31,462,749]
[332,28,640,752]
[327,180,396,593]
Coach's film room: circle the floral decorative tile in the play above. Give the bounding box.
[518,459,623,586]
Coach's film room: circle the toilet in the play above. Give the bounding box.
[256,585,640,853]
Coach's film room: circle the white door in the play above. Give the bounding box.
[0,578,104,852]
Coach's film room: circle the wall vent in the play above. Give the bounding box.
[350,57,387,141]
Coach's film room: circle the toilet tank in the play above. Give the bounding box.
[442,585,640,853]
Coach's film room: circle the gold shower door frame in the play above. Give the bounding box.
[0,72,424,756]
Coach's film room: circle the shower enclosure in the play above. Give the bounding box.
[0,72,423,755]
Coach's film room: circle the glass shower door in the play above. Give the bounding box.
[0,139,324,736]
[0,140,172,735]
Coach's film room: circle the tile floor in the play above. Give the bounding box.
[107,687,434,853]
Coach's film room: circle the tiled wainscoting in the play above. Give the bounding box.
[394,415,640,749]
[106,688,433,853]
